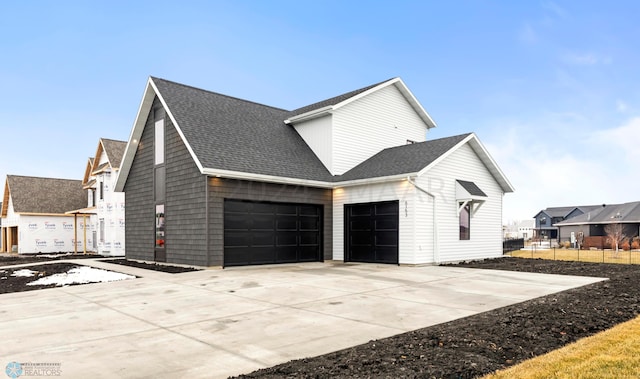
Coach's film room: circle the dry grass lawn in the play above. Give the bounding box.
[509,248,640,265]
[483,313,640,378]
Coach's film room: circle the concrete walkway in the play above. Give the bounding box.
[0,260,605,378]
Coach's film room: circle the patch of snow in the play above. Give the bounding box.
[11,269,38,277]
[27,266,135,287]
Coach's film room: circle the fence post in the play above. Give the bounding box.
[553,247,556,260]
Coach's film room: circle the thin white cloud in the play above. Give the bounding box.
[588,117,640,161]
[562,52,612,66]
[518,23,538,44]
[616,100,628,113]
[541,1,568,19]
[485,115,640,223]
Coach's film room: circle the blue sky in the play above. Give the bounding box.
[1,1,639,222]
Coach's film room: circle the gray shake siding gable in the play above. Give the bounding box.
[123,99,158,261]
[124,96,331,266]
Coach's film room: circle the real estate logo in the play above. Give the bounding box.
[5,361,62,377]
[5,361,22,378]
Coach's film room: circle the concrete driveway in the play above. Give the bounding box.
[0,260,604,378]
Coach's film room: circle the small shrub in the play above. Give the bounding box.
[621,241,631,251]
[562,241,571,249]
[632,239,640,250]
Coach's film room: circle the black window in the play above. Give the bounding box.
[99,182,104,200]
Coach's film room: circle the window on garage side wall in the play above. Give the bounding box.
[459,203,470,240]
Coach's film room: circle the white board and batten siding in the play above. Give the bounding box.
[332,84,428,175]
[416,143,504,263]
[333,180,418,264]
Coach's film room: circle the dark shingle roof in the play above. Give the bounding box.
[335,134,470,182]
[152,78,334,181]
[6,175,87,214]
[556,202,640,225]
[457,180,487,197]
[288,78,395,118]
[101,138,127,169]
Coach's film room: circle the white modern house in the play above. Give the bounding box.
[115,76,514,267]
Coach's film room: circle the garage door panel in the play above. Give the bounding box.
[276,231,297,246]
[276,246,298,262]
[276,216,297,230]
[375,247,398,264]
[252,214,275,230]
[300,231,318,245]
[251,202,275,214]
[225,213,250,230]
[277,204,297,215]
[224,231,249,247]
[376,231,398,246]
[350,205,372,217]
[224,200,321,267]
[251,231,275,246]
[350,219,371,231]
[299,216,319,230]
[300,205,319,216]
[375,202,397,215]
[345,201,398,264]
[299,246,320,261]
[375,219,397,230]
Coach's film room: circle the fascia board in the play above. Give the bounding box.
[115,77,206,192]
[333,173,417,188]
[333,78,437,129]
[202,168,333,188]
[416,134,474,177]
[114,79,156,192]
[149,79,205,174]
[466,134,515,193]
[284,105,333,124]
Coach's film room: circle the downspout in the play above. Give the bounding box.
[205,175,210,267]
[407,176,439,264]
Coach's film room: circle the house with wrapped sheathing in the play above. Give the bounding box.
[115,77,514,267]
[1,175,87,254]
[70,138,127,256]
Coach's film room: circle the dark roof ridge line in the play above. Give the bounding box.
[150,76,291,113]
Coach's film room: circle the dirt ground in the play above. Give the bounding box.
[234,258,640,378]
[3,256,639,378]
[0,255,197,294]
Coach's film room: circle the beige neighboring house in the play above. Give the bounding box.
[1,175,87,254]
[71,138,127,256]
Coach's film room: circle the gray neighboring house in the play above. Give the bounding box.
[555,201,640,243]
[533,205,603,241]
[115,77,513,267]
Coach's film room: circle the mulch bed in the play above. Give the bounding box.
[0,253,102,266]
[234,258,640,378]
[103,259,200,273]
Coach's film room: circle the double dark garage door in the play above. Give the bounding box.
[223,199,399,267]
[224,200,322,266]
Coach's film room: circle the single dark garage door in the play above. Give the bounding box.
[345,200,399,264]
[224,200,322,266]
